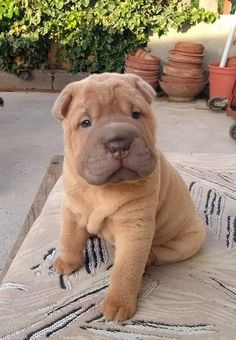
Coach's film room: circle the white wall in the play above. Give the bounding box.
[148,15,236,67]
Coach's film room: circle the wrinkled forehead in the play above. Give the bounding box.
[71,79,149,115]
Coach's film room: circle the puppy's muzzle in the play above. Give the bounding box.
[103,123,137,161]
[78,121,156,185]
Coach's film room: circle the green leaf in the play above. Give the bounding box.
[82,0,90,8]
[56,1,63,10]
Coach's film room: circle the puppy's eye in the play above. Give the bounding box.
[132,111,141,119]
[80,119,92,128]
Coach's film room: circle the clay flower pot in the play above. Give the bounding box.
[127,54,160,65]
[175,42,204,54]
[169,52,203,64]
[168,59,202,70]
[125,69,158,84]
[226,56,236,67]
[143,76,159,82]
[162,75,206,84]
[137,74,158,81]
[163,65,205,79]
[170,50,204,57]
[141,76,159,82]
[125,67,158,78]
[159,80,206,102]
[209,61,236,99]
[125,49,160,89]
[129,49,160,62]
[159,41,206,100]
[146,79,158,89]
[125,60,159,71]
[132,49,146,58]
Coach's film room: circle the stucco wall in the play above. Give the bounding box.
[148,15,236,67]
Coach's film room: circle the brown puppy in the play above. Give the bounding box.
[52,73,206,321]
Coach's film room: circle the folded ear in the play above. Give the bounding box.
[52,83,74,121]
[135,77,156,104]
[124,74,156,104]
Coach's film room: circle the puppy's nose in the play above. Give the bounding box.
[107,139,131,160]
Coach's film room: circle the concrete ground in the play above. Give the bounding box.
[0,92,235,272]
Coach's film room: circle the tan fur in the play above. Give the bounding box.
[52,73,206,321]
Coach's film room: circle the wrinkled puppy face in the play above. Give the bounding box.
[52,73,157,185]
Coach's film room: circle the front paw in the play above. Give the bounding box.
[101,293,137,321]
[53,256,82,275]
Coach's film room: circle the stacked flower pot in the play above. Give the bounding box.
[160,42,207,101]
[125,49,160,89]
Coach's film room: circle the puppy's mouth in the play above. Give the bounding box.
[105,160,140,184]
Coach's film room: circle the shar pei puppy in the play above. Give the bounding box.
[52,73,206,321]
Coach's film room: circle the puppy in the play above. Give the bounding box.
[52,73,206,321]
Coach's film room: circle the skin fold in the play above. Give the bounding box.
[52,73,206,321]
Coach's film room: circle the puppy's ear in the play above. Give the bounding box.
[125,74,156,104]
[135,78,156,104]
[52,84,73,121]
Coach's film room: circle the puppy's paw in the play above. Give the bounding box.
[53,256,82,275]
[101,294,136,321]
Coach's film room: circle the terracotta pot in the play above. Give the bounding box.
[161,75,206,84]
[146,79,158,85]
[145,80,158,89]
[131,49,160,61]
[137,73,158,80]
[175,41,204,54]
[159,80,206,102]
[170,49,204,57]
[125,71,158,82]
[168,59,202,70]
[226,56,236,67]
[169,52,203,63]
[163,65,204,78]
[125,67,159,77]
[133,49,146,58]
[127,54,160,65]
[125,59,160,71]
[209,62,236,99]
[142,75,159,81]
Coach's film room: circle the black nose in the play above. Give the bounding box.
[106,139,131,160]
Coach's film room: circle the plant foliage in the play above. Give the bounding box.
[0,0,217,77]
[191,0,225,14]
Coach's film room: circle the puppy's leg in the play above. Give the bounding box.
[54,205,89,275]
[101,225,154,321]
[149,220,206,265]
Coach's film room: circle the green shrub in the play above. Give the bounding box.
[191,0,225,14]
[0,0,217,77]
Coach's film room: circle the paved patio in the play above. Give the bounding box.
[0,91,235,272]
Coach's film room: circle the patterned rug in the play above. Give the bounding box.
[0,155,236,339]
